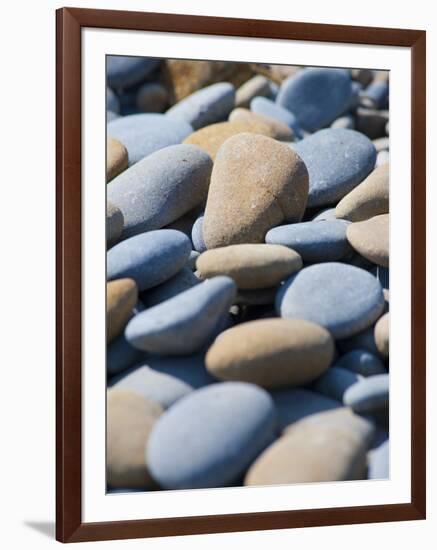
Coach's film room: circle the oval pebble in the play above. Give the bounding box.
[106,201,124,247]
[107,56,160,90]
[235,75,273,108]
[374,312,389,357]
[343,373,389,412]
[146,382,277,489]
[346,214,389,267]
[136,82,168,113]
[107,278,138,343]
[107,230,192,291]
[107,138,128,182]
[335,349,386,376]
[142,267,199,307]
[312,366,360,402]
[191,214,207,253]
[228,108,293,141]
[276,263,385,339]
[250,96,300,135]
[206,318,334,389]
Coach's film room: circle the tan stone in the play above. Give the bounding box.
[206,318,334,389]
[107,201,124,247]
[107,138,128,182]
[107,390,162,489]
[375,312,389,358]
[235,75,272,108]
[107,278,138,343]
[203,133,308,249]
[346,214,389,267]
[245,408,374,485]
[229,108,293,141]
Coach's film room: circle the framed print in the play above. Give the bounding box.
[56,7,426,543]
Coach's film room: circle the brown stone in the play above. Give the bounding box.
[250,63,300,84]
[107,278,138,343]
[346,214,389,267]
[235,75,272,108]
[375,312,389,358]
[229,108,293,141]
[107,138,128,182]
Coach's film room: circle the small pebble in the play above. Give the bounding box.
[312,366,360,402]
[334,349,386,376]
[106,201,124,247]
[136,82,168,113]
[343,373,389,413]
[346,214,389,267]
[235,75,273,108]
[107,138,128,182]
[250,96,300,135]
[107,278,138,343]
[228,108,293,141]
[374,312,389,357]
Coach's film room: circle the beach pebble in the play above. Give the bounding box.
[188,250,200,270]
[228,108,293,141]
[108,114,193,165]
[343,374,389,412]
[107,278,138,343]
[368,439,389,479]
[331,114,355,130]
[372,137,389,153]
[106,201,124,247]
[145,353,216,389]
[250,96,300,134]
[142,267,199,307]
[107,87,120,113]
[203,133,309,248]
[356,107,389,139]
[277,68,353,132]
[376,150,390,166]
[266,220,351,263]
[125,276,236,355]
[337,324,380,356]
[313,366,360,401]
[107,138,128,182]
[206,318,334,389]
[346,214,389,267]
[191,215,207,253]
[276,263,385,339]
[335,349,386,376]
[107,56,160,90]
[146,382,277,489]
[245,408,374,485]
[197,244,302,289]
[292,129,376,208]
[107,144,212,238]
[235,75,273,108]
[311,208,337,222]
[107,333,144,377]
[374,312,389,357]
[252,63,300,84]
[107,389,163,488]
[136,82,168,113]
[107,230,191,291]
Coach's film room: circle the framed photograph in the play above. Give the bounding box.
[56,7,426,543]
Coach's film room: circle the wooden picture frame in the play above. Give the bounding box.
[56,6,426,543]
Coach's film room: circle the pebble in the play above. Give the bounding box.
[372,137,389,153]
[206,318,334,389]
[107,230,192,291]
[235,75,273,108]
[292,129,376,208]
[166,82,235,130]
[203,133,309,248]
[125,276,236,355]
[277,68,353,132]
[136,82,168,113]
[374,313,389,357]
[142,267,199,307]
[228,108,293,141]
[252,63,300,84]
[337,324,380,356]
[312,366,360,402]
[331,114,355,129]
[107,87,120,113]
[145,353,216,388]
[197,244,302,289]
[266,220,351,263]
[106,201,124,247]
[276,263,385,339]
[376,150,390,166]
[107,389,163,488]
[107,332,144,377]
[311,208,337,222]
[108,114,193,165]
[368,439,389,479]
[107,56,160,90]
[107,144,212,238]
[361,77,389,110]
[107,138,128,182]
[250,96,300,135]
[334,349,386,376]
[346,214,389,267]
[343,374,389,412]
[188,250,200,270]
[191,214,207,253]
[245,408,374,485]
[146,382,277,489]
[107,278,138,343]
[356,107,389,139]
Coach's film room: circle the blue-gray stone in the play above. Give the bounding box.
[368,439,389,479]
[335,349,386,377]
[107,56,160,90]
[108,114,193,165]
[312,366,360,402]
[337,324,380,356]
[191,215,206,253]
[107,332,144,377]
[146,353,216,389]
[276,263,385,339]
[166,82,235,130]
[361,81,389,110]
[146,382,277,489]
[276,68,353,132]
[142,267,199,307]
[343,374,389,412]
[266,220,351,263]
[250,96,302,137]
[311,207,337,221]
[107,87,120,113]
[292,129,376,208]
[107,144,212,239]
[125,276,236,355]
[107,230,191,291]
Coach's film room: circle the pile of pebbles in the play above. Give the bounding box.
[106,56,390,492]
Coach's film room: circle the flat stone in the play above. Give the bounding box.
[235,75,273,108]
[343,374,389,412]
[250,96,300,135]
[276,263,385,339]
[228,108,293,141]
[203,133,309,248]
[136,82,168,113]
[276,68,353,132]
[107,138,128,182]
[146,382,277,489]
[107,332,144,378]
[292,129,376,208]
[108,114,193,165]
[346,214,389,267]
[107,278,138,343]
[107,230,191,291]
[266,220,351,263]
[374,312,389,357]
[106,201,124,247]
[107,56,160,90]
[335,349,386,376]
[125,276,236,355]
[107,389,163,488]
[368,439,389,479]
[197,244,302,289]
[245,408,374,485]
[107,144,212,238]
[312,366,360,401]
[206,318,334,389]
[142,267,199,307]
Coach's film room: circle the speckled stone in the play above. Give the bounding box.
[245,408,374,485]
[346,214,389,267]
[266,220,351,263]
[107,332,144,377]
[107,278,138,343]
[197,244,302,289]
[203,133,309,248]
[276,263,385,339]
[250,96,301,135]
[107,87,120,113]
[107,138,128,182]
[292,129,376,208]
[107,230,191,291]
[277,68,353,132]
[343,374,389,412]
[108,114,193,165]
[312,366,360,402]
[206,318,334,389]
[368,439,389,479]
[228,108,293,141]
[107,144,212,239]
[374,312,389,358]
[335,349,386,376]
[106,201,124,247]
[107,56,160,90]
[235,75,273,108]
[142,267,199,307]
[166,82,235,130]
[107,389,163,488]
[136,82,168,113]
[146,382,277,489]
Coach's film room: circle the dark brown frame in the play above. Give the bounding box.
[56,6,426,543]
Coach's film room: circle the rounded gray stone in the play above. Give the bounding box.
[335,349,387,377]
[107,56,160,90]
[142,267,200,307]
[343,374,389,412]
[191,214,207,253]
[312,367,361,402]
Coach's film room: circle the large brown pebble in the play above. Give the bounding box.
[107,389,162,489]
[336,164,389,222]
[206,318,334,389]
[107,278,138,343]
[106,201,124,247]
[229,108,293,141]
[197,244,302,289]
[346,214,389,267]
[203,133,308,249]
[375,312,389,358]
[245,408,374,486]
[107,138,128,182]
